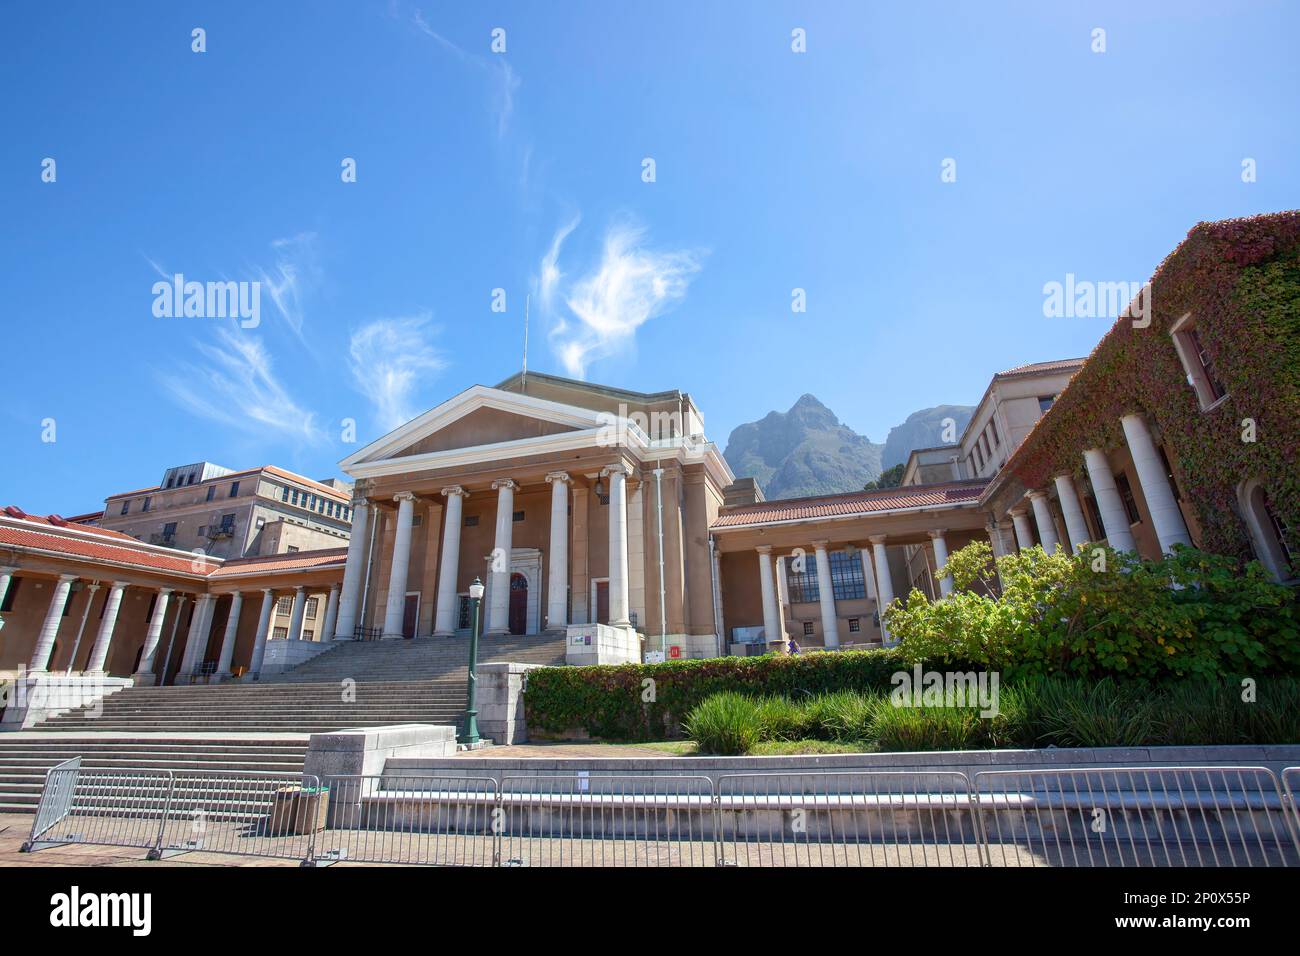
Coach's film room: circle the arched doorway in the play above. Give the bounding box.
[1239,479,1294,581]
[509,573,528,635]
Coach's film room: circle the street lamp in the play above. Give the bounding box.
[462,576,485,746]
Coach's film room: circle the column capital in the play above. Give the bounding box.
[1053,472,1075,484]
[441,485,470,499]
[600,462,633,479]
[810,539,830,550]
[756,544,773,555]
[545,471,572,485]
[1027,489,1048,501]
[85,581,102,592]
[393,491,417,504]
[327,583,340,593]
[927,528,948,539]
[110,580,129,589]
[226,588,242,597]
[157,587,174,596]
[868,534,888,546]
[294,584,306,593]
[491,477,518,491]
[350,494,369,507]
[56,573,78,583]
[261,587,274,595]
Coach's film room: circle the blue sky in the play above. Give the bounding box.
[2,1,1296,514]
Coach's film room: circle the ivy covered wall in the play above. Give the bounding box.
[1002,211,1300,560]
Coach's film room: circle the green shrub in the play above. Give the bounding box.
[887,542,1300,682]
[684,692,762,755]
[523,647,909,741]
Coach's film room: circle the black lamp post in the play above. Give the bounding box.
[462,576,485,745]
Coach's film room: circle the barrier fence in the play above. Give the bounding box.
[19,763,1300,868]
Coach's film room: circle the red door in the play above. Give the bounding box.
[402,594,419,639]
[508,574,528,635]
[595,581,610,625]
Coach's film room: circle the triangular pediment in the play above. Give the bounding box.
[340,385,611,472]
[390,406,581,458]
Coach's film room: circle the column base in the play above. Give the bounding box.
[432,629,457,638]
[132,671,160,687]
[380,633,407,640]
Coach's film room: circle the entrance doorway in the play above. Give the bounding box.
[402,593,419,639]
[594,580,610,625]
[509,573,528,635]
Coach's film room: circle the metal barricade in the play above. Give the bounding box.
[1281,766,1300,844]
[975,766,1300,867]
[716,771,982,867]
[312,774,500,866]
[155,771,322,864]
[498,774,716,866]
[22,759,173,855]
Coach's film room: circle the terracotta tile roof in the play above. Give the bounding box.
[0,523,219,576]
[711,479,990,529]
[211,548,348,577]
[994,358,1086,378]
[2,507,142,543]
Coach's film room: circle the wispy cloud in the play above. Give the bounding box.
[540,218,704,379]
[254,232,320,338]
[160,327,325,445]
[348,313,448,431]
[410,8,519,138]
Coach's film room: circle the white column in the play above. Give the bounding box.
[486,479,517,635]
[869,536,896,645]
[85,581,128,674]
[858,547,877,600]
[1028,491,1060,552]
[179,594,216,676]
[1083,448,1138,553]
[133,588,173,684]
[0,567,15,612]
[214,591,244,678]
[248,588,276,678]
[986,522,1008,559]
[1011,510,1035,551]
[320,585,340,643]
[811,540,840,648]
[603,465,632,628]
[28,574,77,672]
[929,530,953,597]
[1054,474,1089,554]
[382,492,418,638]
[432,486,468,636]
[756,546,781,643]
[332,496,371,639]
[287,586,307,641]
[1120,413,1192,554]
[545,472,571,632]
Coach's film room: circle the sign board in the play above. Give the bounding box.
[643,651,666,664]
[669,646,681,659]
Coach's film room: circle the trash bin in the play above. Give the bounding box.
[268,785,329,835]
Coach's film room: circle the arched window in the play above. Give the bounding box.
[1238,479,1293,581]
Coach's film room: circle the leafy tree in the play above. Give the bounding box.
[864,463,905,491]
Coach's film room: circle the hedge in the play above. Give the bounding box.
[523,649,913,741]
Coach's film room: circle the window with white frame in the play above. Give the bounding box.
[1170,312,1227,409]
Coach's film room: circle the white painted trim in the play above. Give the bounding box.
[339,386,607,470]
[403,590,421,638]
[711,500,982,535]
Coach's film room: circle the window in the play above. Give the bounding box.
[1114,472,1141,525]
[162,522,177,538]
[828,551,866,600]
[1239,479,1293,581]
[120,501,130,515]
[1,577,20,612]
[1170,313,1227,409]
[219,514,235,533]
[411,514,423,528]
[141,497,151,512]
[1083,493,1105,540]
[786,561,820,604]
[276,596,293,615]
[197,526,206,537]
[457,595,473,630]
[981,431,992,459]
[287,545,299,553]
[974,443,985,472]
[206,486,216,502]
[848,618,861,633]
[229,481,240,497]
[166,477,175,489]
[464,515,479,527]
[512,510,525,522]
[1038,395,1056,414]
[989,418,1001,447]
[255,517,265,529]
[272,627,288,640]
[306,597,319,619]
[303,630,314,641]
[802,621,815,636]
[281,487,290,502]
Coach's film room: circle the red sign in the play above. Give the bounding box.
[669,646,681,659]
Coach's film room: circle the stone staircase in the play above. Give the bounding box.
[0,635,567,813]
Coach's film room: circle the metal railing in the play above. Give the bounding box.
[975,767,1300,867]
[21,763,1300,867]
